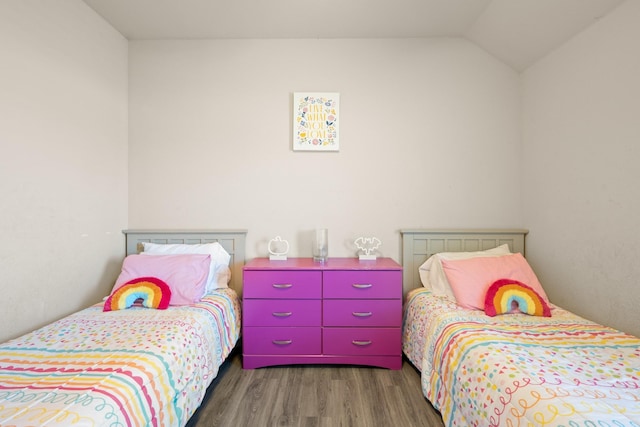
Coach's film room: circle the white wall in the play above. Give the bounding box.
[10,2,635,343]
[128,38,523,262]
[522,1,640,337]
[0,0,128,342]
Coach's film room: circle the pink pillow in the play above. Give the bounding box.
[441,253,548,310]
[112,254,210,305]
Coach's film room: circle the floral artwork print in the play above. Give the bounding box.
[293,92,339,151]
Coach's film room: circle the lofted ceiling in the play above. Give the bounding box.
[82,0,624,71]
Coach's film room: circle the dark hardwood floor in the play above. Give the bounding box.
[187,349,445,427]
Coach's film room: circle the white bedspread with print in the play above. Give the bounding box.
[0,289,240,427]
[403,288,640,427]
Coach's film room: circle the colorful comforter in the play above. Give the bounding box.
[0,288,241,427]
[403,288,640,427]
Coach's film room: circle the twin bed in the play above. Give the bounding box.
[401,229,640,426]
[0,230,246,427]
[2,228,639,426]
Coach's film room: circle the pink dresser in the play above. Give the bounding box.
[242,257,402,370]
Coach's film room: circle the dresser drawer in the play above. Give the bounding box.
[243,327,321,355]
[244,299,321,326]
[323,328,400,356]
[244,270,322,298]
[323,270,401,299]
[323,299,401,327]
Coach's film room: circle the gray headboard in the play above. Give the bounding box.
[122,229,248,295]
[400,229,528,296]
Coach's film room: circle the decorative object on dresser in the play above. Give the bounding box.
[354,236,382,260]
[242,257,402,370]
[312,228,328,262]
[268,236,290,261]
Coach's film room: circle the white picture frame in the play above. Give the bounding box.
[292,92,340,151]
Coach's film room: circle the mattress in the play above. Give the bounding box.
[0,288,240,427]
[403,288,640,426]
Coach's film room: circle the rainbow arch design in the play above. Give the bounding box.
[484,278,551,317]
[104,277,171,312]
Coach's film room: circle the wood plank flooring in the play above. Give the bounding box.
[187,350,445,427]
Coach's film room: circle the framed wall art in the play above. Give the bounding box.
[292,92,340,151]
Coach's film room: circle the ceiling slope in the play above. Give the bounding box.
[82,0,624,71]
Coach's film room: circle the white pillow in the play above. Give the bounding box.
[141,242,231,291]
[418,244,512,299]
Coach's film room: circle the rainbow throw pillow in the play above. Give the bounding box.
[104,277,172,312]
[484,278,551,317]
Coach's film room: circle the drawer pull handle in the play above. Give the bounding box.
[352,340,372,346]
[352,283,372,289]
[352,312,373,317]
[272,312,292,317]
[272,340,293,345]
[272,283,293,289]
